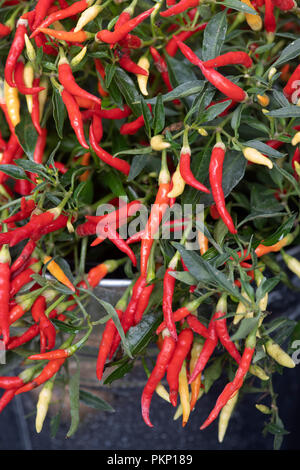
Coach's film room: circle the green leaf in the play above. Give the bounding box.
[52,87,65,139]
[153,94,165,134]
[268,106,300,118]
[204,356,223,393]
[104,360,134,384]
[126,312,161,356]
[103,171,126,197]
[74,179,94,204]
[140,96,152,137]
[173,243,243,300]
[113,67,141,116]
[256,277,280,304]
[230,317,259,341]
[202,10,227,61]
[105,63,116,88]
[169,270,198,286]
[272,38,300,68]
[0,165,29,180]
[79,389,115,412]
[201,100,232,123]
[66,357,80,438]
[15,113,38,160]
[261,215,296,246]
[220,0,258,14]
[128,154,153,181]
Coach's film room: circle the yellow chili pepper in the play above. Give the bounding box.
[218,391,239,443]
[291,132,300,146]
[241,0,262,31]
[23,62,34,114]
[178,360,190,427]
[71,46,88,67]
[249,364,269,381]
[281,250,300,279]
[257,94,270,107]
[265,339,295,368]
[4,80,20,127]
[74,5,103,32]
[155,382,171,403]
[255,269,268,312]
[43,255,76,292]
[137,56,150,96]
[242,147,273,169]
[150,135,170,151]
[255,404,272,414]
[198,127,208,136]
[168,164,186,198]
[24,33,36,62]
[36,379,54,433]
[38,76,48,119]
[268,67,277,81]
[189,339,203,411]
[233,290,252,325]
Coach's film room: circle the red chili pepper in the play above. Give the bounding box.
[118,51,149,76]
[0,23,12,38]
[10,261,41,297]
[176,40,247,102]
[0,244,11,344]
[0,134,20,184]
[118,33,142,50]
[166,328,194,406]
[94,59,109,97]
[162,267,177,341]
[209,142,237,234]
[179,144,210,194]
[14,61,45,95]
[4,18,28,87]
[61,89,89,149]
[91,113,103,143]
[33,128,47,164]
[149,47,173,93]
[32,295,56,352]
[96,8,154,44]
[33,31,58,56]
[140,180,171,276]
[30,0,91,37]
[7,323,40,350]
[165,24,207,57]
[292,147,300,180]
[0,388,18,413]
[58,57,101,108]
[102,225,137,266]
[89,124,130,175]
[188,315,218,384]
[264,0,276,34]
[202,51,253,69]
[213,296,241,364]
[2,198,35,226]
[160,0,200,17]
[120,104,152,135]
[141,332,176,427]
[200,330,256,430]
[210,204,220,220]
[32,0,55,30]
[283,64,300,98]
[16,358,66,394]
[31,77,43,135]
[0,376,24,389]
[109,275,147,359]
[94,105,132,120]
[96,309,123,381]
[186,315,209,339]
[134,283,154,324]
[273,0,296,11]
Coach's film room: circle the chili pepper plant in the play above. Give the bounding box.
[0,0,300,449]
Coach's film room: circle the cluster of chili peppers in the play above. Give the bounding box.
[0,0,299,444]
